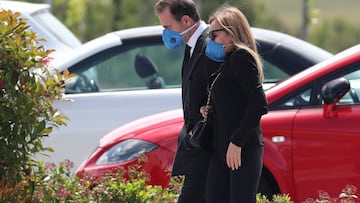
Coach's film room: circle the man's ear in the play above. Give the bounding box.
[182,15,192,25]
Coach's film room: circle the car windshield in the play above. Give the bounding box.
[31,10,81,48]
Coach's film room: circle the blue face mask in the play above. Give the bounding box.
[162,22,199,49]
[205,40,227,62]
[162,29,184,49]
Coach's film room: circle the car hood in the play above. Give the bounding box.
[98,109,184,147]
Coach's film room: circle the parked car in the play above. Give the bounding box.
[76,44,360,202]
[41,25,332,169]
[0,0,82,58]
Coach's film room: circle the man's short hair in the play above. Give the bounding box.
[155,0,200,22]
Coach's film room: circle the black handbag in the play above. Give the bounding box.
[189,65,223,148]
[189,118,207,148]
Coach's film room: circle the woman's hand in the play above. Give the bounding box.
[226,142,242,170]
[200,105,212,118]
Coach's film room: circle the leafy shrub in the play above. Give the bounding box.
[0,8,69,186]
[0,159,181,202]
[257,193,294,203]
[310,18,360,53]
[0,156,358,202]
[303,185,358,203]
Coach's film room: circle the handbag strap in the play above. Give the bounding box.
[204,64,224,120]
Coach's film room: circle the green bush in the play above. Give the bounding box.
[302,185,358,203]
[309,18,360,53]
[0,8,69,186]
[1,156,358,202]
[0,159,181,202]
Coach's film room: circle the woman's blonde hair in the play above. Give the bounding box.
[209,5,264,83]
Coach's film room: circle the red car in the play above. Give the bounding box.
[76,44,360,202]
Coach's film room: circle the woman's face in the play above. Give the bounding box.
[209,19,234,53]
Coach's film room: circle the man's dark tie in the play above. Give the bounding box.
[182,45,191,69]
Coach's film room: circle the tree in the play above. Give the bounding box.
[310,18,360,53]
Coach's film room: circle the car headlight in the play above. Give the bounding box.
[96,139,158,165]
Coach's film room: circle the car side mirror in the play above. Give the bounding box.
[134,54,165,89]
[135,54,158,78]
[321,77,350,118]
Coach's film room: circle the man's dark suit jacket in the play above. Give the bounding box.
[171,28,220,176]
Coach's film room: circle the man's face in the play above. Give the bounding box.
[157,7,189,39]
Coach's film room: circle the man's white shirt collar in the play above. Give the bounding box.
[187,21,207,56]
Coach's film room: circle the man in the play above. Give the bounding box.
[154,0,220,202]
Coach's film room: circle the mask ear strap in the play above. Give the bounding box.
[180,21,199,35]
[223,43,234,48]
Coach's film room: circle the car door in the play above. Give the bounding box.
[48,36,184,168]
[291,65,360,201]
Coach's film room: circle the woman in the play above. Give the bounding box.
[201,5,268,203]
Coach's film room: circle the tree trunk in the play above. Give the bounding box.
[301,0,309,41]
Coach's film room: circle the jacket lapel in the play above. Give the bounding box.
[182,28,209,83]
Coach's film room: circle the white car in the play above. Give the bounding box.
[0,0,81,58]
[42,25,332,169]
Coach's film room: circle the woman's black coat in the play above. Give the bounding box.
[210,48,268,161]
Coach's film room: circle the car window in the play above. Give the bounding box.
[65,44,287,94]
[66,42,183,93]
[338,69,360,105]
[316,64,360,106]
[277,88,313,108]
[273,62,360,109]
[262,60,289,83]
[64,36,311,94]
